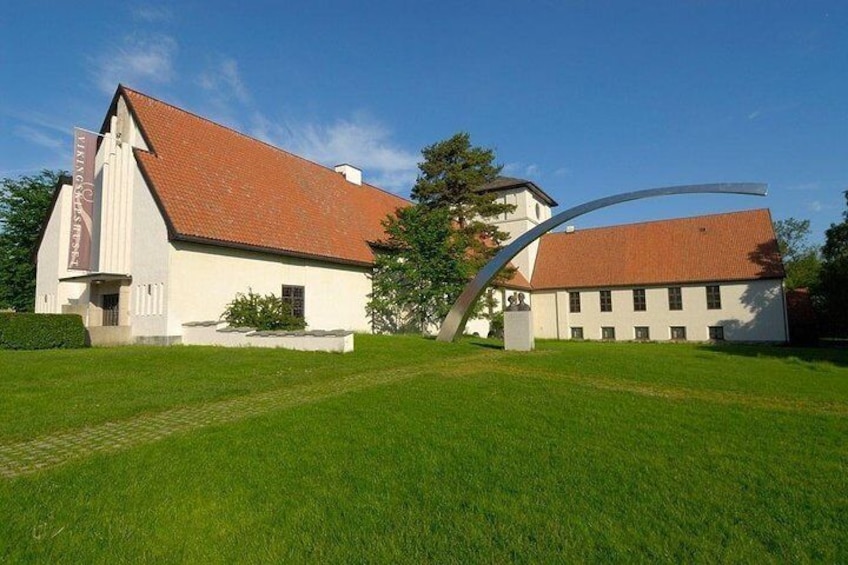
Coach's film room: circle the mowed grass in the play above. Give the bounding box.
[1,336,846,563]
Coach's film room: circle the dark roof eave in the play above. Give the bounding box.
[477,177,558,207]
[170,233,375,268]
[531,275,785,291]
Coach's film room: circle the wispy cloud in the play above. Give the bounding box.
[553,166,572,177]
[198,57,250,105]
[252,112,419,192]
[14,125,64,151]
[808,200,823,212]
[503,162,542,179]
[747,109,761,120]
[91,34,177,94]
[131,5,173,23]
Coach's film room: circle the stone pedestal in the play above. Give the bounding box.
[504,310,534,351]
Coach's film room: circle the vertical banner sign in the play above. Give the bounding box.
[67,128,97,270]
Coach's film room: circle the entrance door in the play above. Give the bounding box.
[102,293,120,326]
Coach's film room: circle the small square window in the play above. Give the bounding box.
[635,326,650,340]
[670,326,687,341]
[601,326,616,340]
[633,289,646,311]
[569,292,581,313]
[709,326,725,341]
[706,285,722,310]
[668,287,683,310]
[570,327,584,339]
[600,290,612,312]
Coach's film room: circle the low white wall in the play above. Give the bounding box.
[181,323,354,353]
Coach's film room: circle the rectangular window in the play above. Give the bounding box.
[706,285,722,310]
[668,287,682,310]
[570,327,583,339]
[670,326,687,341]
[600,290,612,312]
[634,326,650,340]
[282,285,305,319]
[569,292,581,313]
[709,326,725,341]
[601,326,616,340]
[633,289,646,311]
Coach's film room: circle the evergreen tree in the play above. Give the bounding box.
[368,133,515,334]
[0,170,63,312]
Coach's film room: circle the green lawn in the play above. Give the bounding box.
[1,336,846,563]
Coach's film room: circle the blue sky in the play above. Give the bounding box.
[1,1,846,242]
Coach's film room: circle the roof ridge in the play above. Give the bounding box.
[118,84,410,204]
[545,208,771,236]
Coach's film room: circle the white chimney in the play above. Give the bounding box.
[565,225,576,233]
[335,164,362,186]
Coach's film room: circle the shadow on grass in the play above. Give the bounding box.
[695,343,848,368]
[467,340,504,350]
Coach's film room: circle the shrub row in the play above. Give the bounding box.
[0,313,88,350]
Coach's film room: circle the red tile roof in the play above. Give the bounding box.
[531,209,784,290]
[117,86,409,266]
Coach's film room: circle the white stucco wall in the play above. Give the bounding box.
[167,242,374,335]
[129,166,171,338]
[35,183,86,315]
[488,187,552,280]
[534,280,787,342]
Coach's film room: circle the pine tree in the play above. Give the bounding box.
[368,133,515,334]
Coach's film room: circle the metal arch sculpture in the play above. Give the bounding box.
[436,182,768,342]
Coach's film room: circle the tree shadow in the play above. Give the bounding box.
[694,342,848,368]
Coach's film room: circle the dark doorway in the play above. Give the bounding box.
[102,293,120,326]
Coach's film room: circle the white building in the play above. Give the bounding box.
[35,86,787,344]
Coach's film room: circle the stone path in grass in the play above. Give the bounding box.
[0,359,468,479]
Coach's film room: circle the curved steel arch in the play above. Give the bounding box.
[436,182,768,342]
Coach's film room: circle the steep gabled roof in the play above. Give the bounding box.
[116,86,409,266]
[531,209,784,290]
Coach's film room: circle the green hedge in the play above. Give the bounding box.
[0,313,88,350]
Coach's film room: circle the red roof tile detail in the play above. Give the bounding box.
[531,209,784,290]
[120,86,409,266]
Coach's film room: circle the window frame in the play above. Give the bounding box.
[708,326,725,341]
[570,327,584,340]
[600,290,612,312]
[668,287,683,311]
[670,326,687,341]
[706,285,722,310]
[634,326,650,340]
[282,284,305,319]
[569,291,581,313]
[633,288,646,312]
[601,326,616,340]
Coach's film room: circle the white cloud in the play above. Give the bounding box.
[553,167,572,177]
[198,58,250,105]
[251,113,419,193]
[747,109,761,120]
[14,125,64,150]
[92,34,177,94]
[808,200,823,212]
[502,162,541,179]
[131,5,173,23]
